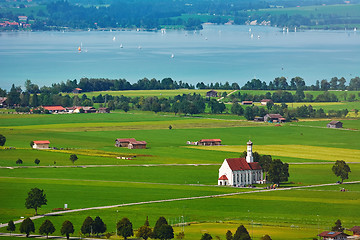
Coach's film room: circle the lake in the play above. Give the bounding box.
[0,25,359,90]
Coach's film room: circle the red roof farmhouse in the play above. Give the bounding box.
[32,140,50,149]
[115,138,147,149]
[349,226,360,236]
[198,139,222,146]
[218,140,263,187]
[318,231,349,240]
[42,106,66,113]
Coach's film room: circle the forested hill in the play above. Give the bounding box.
[1,0,360,30]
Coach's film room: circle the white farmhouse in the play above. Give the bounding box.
[32,140,50,149]
[218,140,263,186]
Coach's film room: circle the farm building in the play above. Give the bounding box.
[264,114,285,123]
[198,139,222,146]
[260,99,273,105]
[82,106,97,113]
[327,121,343,128]
[218,140,263,187]
[115,138,137,147]
[72,88,82,94]
[32,140,50,149]
[67,106,83,113]
[206,90,218,98]
[42,106,66,113]
[128,141,147,149]
[349,226,360,236]
[241,101,253,105]
[0,97,7,107]
[98,107,110,113]
[318,231,349,240]
[115,138,147,149]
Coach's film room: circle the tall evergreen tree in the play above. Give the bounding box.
[233,225,251,240]
[153,216,168,239]
[7,220,16,236]
[332,219,344,232]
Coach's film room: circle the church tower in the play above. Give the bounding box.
[246,140,253,163]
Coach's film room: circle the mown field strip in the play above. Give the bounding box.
[186,145,360,162]
[0,119,262,131]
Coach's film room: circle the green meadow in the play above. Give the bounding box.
[0,109,359,239]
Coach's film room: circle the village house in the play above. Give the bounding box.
[0,97,7,107]
[32,140,50,149]
[264,113,285,123]
[98,107,110,113]
[128,141,147,149]
[115,138,136,147]
[206,90,218,98]
[82,106,97,113]
[218,140,263,187]
[260,99,273,105]
[115,138,147,149]
[318,231,349,240]
[241,101,253,105]
[198,139,222,146]
[42,106,66,113]
[18,16,28,22]
[327,121,343,128]
[72,88,82,94]
[349,226,360,237]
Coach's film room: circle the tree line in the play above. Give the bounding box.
[3,84,355,120]
[1,76,359,98]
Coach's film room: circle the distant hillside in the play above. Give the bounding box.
[1,0,360,30]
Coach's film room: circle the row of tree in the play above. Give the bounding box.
[9,215,174,240]
[233,103,350,120]
[8,218,74,239]
[2,75,359,99]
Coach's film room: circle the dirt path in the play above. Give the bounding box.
[217,90,237,102]
[1,180,359,230]
[0,163,220,169]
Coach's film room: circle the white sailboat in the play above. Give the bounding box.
[120,44,123,48]
[355,28,357,32]
[171,53,174,58]
[113,36,116,41]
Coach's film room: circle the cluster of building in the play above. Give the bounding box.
[0,16,31,29]
[115,138,147,149]
[31,138,148,150]
[40,106,110,114]
[319,226,360,240]
[187,139,222,146]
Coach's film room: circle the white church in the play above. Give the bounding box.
[218,140,263,187]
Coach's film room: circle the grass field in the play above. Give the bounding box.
[0,109,359,240]
[187,144,360,162]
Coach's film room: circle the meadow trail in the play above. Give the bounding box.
[0,163,220,169]
[1,180,359,229]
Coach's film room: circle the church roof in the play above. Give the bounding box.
[226,158,261,171]
[218,175,228,180]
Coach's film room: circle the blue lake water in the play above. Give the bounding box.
[0,25,359,90]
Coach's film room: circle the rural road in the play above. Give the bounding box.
[2,162,359,169]
[1,180,359,230]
